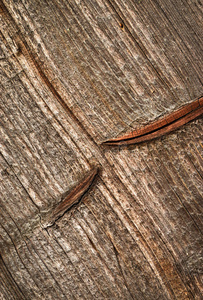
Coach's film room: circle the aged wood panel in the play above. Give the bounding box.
[0,0,202,299]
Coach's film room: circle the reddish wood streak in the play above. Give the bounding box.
[103,97,203,146]
[44,167,99,228]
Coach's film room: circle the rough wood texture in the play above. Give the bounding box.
[0,0,202,299]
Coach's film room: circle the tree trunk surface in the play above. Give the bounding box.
[0,0,202,299]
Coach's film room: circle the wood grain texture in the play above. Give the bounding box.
[0,0,202,299]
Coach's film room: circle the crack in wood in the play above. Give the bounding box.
[103,96,203,145]
[41,166,99,228]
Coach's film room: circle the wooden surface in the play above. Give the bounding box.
[0,0,202,299]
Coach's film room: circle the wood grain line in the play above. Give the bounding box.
[42,167,99,228]
[0,0,98,147]
[0,254,26,299]
[103,97,203,146]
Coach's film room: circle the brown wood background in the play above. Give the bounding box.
[0,0,202,299]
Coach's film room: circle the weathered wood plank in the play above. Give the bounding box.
[0,0,202,299]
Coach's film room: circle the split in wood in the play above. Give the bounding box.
[103,96,203,146]
[41,166,99,228]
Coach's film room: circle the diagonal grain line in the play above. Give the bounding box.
[103,96,203,145]
[105,0,178,98]
[68,219,123,299]
[0,223,39,297]
[25,235,67,299]
[0,151,41,211]
[95,181,174,293]
[0,0,98,147]
[44,230,99,299]
[0,254,26,300]
[73,211,135,299]
[152,0,202,80]
[48,0,134,124]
